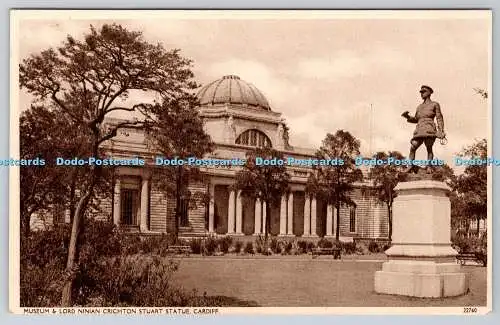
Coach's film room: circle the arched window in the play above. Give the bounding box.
[235,129,272,148]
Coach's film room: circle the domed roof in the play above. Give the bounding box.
[196,75,271,111]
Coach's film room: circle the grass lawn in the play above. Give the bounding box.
[172,256,487,307]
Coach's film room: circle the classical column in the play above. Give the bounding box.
[235,190,243,235]
[326,204,333,237]
[227,189,236,234]
[279,194,287,235]
[262,201,268,235]
[303,195,310,236]
[333,206,338,238]
[310,196,318,236]
[140,177,149,232]
[254,197,262,235]
[287,192,294,235]
[113,179,121,226]
[208,184,215,233]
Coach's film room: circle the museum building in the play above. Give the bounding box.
[100,75,389,240]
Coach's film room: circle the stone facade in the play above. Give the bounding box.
[86,75,389,240]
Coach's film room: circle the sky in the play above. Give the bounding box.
[14,11,491,171]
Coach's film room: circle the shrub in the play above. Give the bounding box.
[233,240,243,254]
[368,240,379,253]
[189,238,203,254]
[254,235,266,254]
[382,242,391,251]
[254,235,272,255]
[340,241,357,255]
[289,240,301,255]
[480,232,487,254]
[202,237,218,256]
[21,224,70,270]
[23,220,252,307]
[218,236,233,254]
[20,258,65,307]
[306,241,315,253]
[317,238,333,248]
[138,234,173,256]
[356,241,373,255]
[452,233,487,254]
[244,242,254,254]
[121,234,142,255]
[20,220,126,306]
[97,254,191,306]
[282,241,293,255]
[270,237,281,254]
[297,240,308,254]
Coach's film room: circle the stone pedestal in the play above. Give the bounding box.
[374,180,469,297]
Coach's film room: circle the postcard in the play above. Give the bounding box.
[9,9,492,315]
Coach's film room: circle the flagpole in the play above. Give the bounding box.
[370,103,373,157]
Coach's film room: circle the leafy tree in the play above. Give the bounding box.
[473,88,488,99]
[308,130,363,240]
[20,106,69,237]
[144,96,214,238]
[19,23,197,306]
[431,163,456,185]
[20,105,114,237]
[455,139,487,236]
[235,147,290,240]
[368,151,408,241]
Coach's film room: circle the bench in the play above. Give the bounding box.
[456,252,487,266]
[166,245,192,256]
[312,247,341,259]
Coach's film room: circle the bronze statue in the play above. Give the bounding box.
[402,85,445,173]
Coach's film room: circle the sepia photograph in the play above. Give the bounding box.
[10,10,491,314]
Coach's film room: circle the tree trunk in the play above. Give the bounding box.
[69,171,77,224]
[61,152,100,307]
[335,202,340,241]
[60,186,93,306]
[265,201,270,241]
[388,204,392,241]
[477,216,481,237]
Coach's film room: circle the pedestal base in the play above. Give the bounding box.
[385,244,459,261]
[373,180,469,298]
[374,260,469,297]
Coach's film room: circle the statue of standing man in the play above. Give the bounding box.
[402,85,445,173]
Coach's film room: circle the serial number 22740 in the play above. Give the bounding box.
[463,307,478,313]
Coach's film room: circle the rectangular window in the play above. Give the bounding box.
[349,206,356,233]
[179,193,191,227]
[121,189,139,225]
